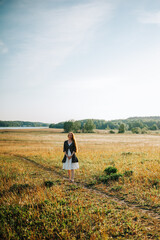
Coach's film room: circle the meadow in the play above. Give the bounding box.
[0,128,160,239]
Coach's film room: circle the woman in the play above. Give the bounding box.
[62,132,79,182]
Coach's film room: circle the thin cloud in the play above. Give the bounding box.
[3,0,113,87]
[0,40,8,54]
[138,10,160,24]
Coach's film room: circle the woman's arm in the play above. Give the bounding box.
[68,151,75,160]
[71,151,75,157]
[63,142,69,158]
[64,151,69,158]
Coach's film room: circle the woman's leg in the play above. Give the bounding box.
[68,170,71,180]
[71,169,74,180]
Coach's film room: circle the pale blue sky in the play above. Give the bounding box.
[0,0,160,123]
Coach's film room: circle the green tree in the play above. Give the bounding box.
[49,124,55,128]
[128,121,144,130]
[118,124,125,133]
[83,120,95,133]
[149,124,158,130]
[64,121,74,132]
[131,127,141,134]
[73,121,81,133]
[141,127,148,134]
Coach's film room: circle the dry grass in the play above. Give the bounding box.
[0,129,160,239]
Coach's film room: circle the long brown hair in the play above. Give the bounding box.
[68,132,78,153]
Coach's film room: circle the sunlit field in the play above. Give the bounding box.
[0,128,160,239]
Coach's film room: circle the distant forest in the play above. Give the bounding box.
[0,121,49,127]
[1,116,160,132]
[49,116,160,132]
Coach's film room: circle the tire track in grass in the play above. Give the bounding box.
[11,154,160,222]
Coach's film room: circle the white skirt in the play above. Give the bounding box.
[62,149,79,170]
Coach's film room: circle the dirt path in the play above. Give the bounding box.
[13,154,160,222]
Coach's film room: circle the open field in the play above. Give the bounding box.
[0,129,160,239]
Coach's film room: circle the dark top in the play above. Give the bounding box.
[62,140,78,163]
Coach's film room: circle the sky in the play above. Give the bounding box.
[0,0,160,124]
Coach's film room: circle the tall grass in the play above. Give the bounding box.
[0,129,160,239]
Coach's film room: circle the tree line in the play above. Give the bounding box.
[49,116,160,133]
[1,117,159,133]
[50,119,95,133]
[0,121,49,127]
